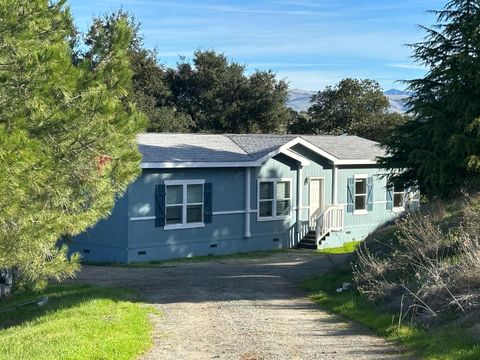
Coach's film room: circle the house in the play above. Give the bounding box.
[71,133,411,263]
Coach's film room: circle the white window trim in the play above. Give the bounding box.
[164,179,205,230]
[353,174,368,215]
[164,179,205,185]
[164,222,206,230]
[393,187,406,212]
[257,178,292,222]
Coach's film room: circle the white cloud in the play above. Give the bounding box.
[388,63,427,70]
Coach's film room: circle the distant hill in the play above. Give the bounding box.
[287,88,411,113]
[286,89,316,112]
[383,89,412,113]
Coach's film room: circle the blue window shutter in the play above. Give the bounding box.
[347,178,354,213]
[155,184,166,227]
[367,177,374,211]
[204,183,213,223]
[386,188,394,210]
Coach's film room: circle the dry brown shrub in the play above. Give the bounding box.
[353,196,480,325]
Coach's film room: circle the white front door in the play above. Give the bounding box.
[309,179,323,229]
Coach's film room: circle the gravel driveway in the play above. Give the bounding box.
[73,250,406,360]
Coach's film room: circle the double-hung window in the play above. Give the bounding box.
[355,177,367,211]
[393,185,405,209]
[165,180,204,229]
[258,179,291,220]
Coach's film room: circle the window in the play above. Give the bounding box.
[355,177,367,211]
[393,185,405,209]
[165,180,204,229]
[258,179,291,220]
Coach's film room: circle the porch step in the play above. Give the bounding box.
[297,242,318,250]
[300,238,316,245]
[297,230,331,250]
[297,231,319,250]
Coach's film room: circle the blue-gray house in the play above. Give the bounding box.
[71,133,411,263]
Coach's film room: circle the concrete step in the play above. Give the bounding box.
[300,238,316,244]
[297,242,318,250]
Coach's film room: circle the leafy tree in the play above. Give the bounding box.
[289,78,406,142]
[348,112,408,143]
[130,48,192,132]
[88,11,192,133]
[380,0,480,199]
[165,50,292,133]
[0,1,145,290]
[286,110,312,134]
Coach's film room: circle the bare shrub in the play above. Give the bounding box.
[353,198,480,325]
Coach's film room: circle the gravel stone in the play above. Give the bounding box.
[72,251,409,360]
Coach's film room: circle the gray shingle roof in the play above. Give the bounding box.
[300,135,385,160]
[227,134,297,160]
[137,133,385,165]
[138,133,254,163]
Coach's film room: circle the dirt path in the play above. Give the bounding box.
[73,251,406,360]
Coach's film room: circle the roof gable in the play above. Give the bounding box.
[138,133,385,168]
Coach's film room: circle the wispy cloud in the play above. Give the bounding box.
[70,0,439,90]
[388,63,427,70]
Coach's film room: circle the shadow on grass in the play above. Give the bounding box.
[0,284,139,330]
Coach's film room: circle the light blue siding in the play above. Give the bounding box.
[319,166,398,249]
[72,144,404,263]
[127,168,249,262]
[70,194,129,263]
[292,145,333,232]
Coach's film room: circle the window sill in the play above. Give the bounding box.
[164,222,205,230]
[393,207,405,213]
[353,209,368,215]
[257,215,290,222]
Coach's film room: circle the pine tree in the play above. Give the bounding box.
[0,0,145,290]
[380,0,480,199]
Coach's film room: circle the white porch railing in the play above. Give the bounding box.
[315,206,344,242]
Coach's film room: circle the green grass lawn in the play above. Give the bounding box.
[317,240,361,254]
[0,284,159,360]
[303,267,480,360]
[85,249,288,268]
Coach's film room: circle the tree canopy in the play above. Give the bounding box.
[288,78,406,142]
[87,11,192,133]
[380,0,480,199]
[0,0,145,289]
[165,50,292,133]
[90,13,293,134]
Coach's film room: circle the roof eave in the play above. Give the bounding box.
[334,159,378,165]
[254,137,339,165]
[141,161,262,169]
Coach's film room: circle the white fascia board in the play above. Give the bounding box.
[292,138,340,163]
[254,137,339,165]
[334,159,378,165]
[280,149,311,165]
[293,139,379,165]
[140,138,379,168]
[141,161,262,169]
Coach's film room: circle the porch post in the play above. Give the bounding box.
[332,165,338,205]
[244,167,251,238]
[296,164,303,240]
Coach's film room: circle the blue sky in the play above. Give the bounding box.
[69,0,444,91]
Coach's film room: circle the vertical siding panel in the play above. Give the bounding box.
[74,144,402,262]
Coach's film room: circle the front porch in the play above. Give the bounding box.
[297,205,345,250]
